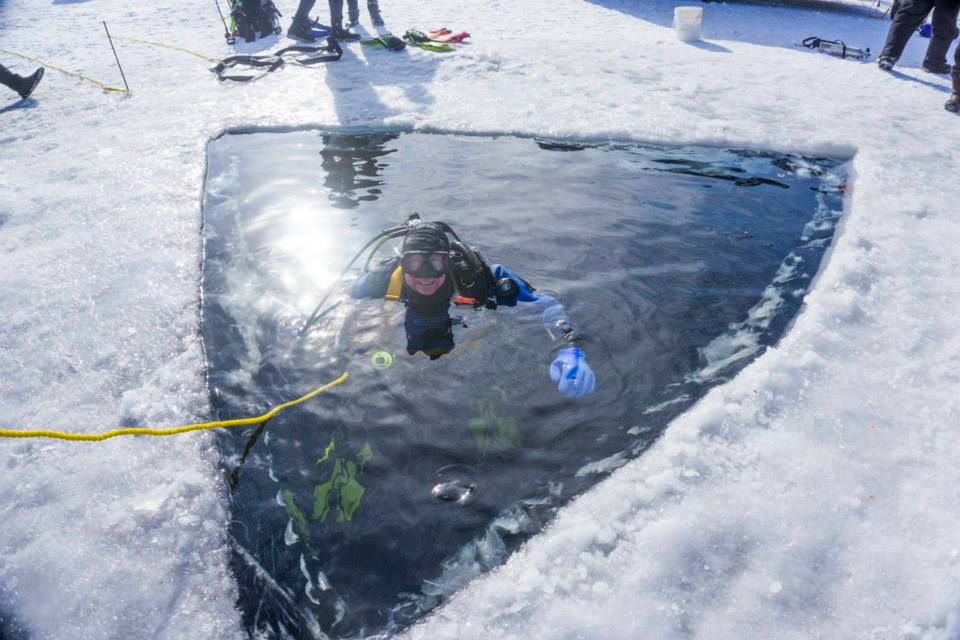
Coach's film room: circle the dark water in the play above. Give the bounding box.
[0,610,27,640]
[201,131,846,639]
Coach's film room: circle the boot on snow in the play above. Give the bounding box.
[331,23,361,41]
[946,92,960,113]
[922,60,952,74]
[16,67,44,99]
[288,16,318,42]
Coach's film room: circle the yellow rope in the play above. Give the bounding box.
[0,47,126,93]
[111,36,220,64]
[0,372,349,442]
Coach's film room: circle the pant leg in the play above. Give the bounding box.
[0,63,22,94]
[953,52,960,91]
[925,0,960,66]
[328,0,344,27]
[367,0,381,18]
[346,0,359,23]
[879,0,936,60]
[294,0,316,22]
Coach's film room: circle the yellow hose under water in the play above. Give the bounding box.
[0,372,349,442]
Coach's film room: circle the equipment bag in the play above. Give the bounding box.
[231,0,282,43]
[801,36,870,61]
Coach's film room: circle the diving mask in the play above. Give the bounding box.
[401,251,450,278]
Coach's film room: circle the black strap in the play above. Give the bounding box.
[212,54,284,82]
[211,39,343,82]
[290,40,343,65]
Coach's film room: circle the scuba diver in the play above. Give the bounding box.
[338,215,597,398]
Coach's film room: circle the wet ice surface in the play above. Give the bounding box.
[201,130,845,638]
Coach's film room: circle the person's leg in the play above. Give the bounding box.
[950,48,960,111]
[329,0,344,28]
[293,0,316,22]
[329,0,359,38]
[923,0,960,71]
[367,0,383,26]
[0,63,19,94]
[346,0,359,26]
[878,0,935,64]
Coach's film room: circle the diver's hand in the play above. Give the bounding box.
[549,347,596,398]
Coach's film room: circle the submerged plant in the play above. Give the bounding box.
[312,440,373,523]
[282,489,310,540]
[469,388,521,456]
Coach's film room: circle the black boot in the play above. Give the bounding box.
[16,67,44,100]
[331,23,360,40]
[946,92,960,113]
[922,60,952,74]
[949,69,960,112]
[288,16,317,41]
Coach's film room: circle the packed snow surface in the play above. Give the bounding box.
[2,0,959,639]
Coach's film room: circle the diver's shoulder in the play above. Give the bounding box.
[351,257,401,299]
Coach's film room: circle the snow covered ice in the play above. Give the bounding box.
[2,0,960,639]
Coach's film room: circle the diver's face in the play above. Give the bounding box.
[403,272,447,297]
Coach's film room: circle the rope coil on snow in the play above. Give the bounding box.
[0,372,349,442]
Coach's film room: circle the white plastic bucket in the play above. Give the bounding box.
[673,6,703,42]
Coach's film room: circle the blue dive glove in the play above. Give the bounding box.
[549,346,596,398]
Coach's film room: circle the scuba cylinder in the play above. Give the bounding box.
[447,239,497,308]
